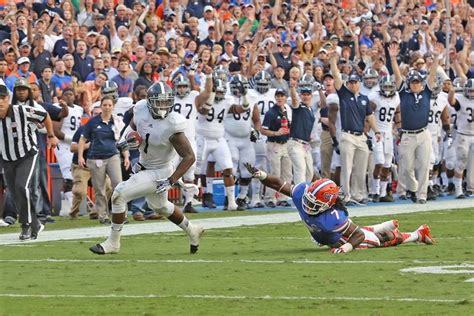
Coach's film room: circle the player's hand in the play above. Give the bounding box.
[156,178,172,194]
[244,163,267,181]
[330,247,345,254]
[250,129,260,142]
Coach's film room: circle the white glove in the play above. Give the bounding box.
[244,163,267,180]
[156,178,172,194]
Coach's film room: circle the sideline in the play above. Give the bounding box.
[0,196,472,245]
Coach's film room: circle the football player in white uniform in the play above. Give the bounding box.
[368,75,399,202]
[248,71,277,207]
[426,79,452,200]
[440,79,460,194]
[91,80,134,118]
[451,79,474,198]
[171,70,212,213]
[360,68,380,96]
[225,74,262,210]
[52,88,84,215]
[89,82,204,255]
[195,77,252,211]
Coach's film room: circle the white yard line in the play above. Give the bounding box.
[0,293,464,303]
[0,258,471,264]
[0,197,472,245]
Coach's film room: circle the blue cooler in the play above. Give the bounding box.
[213,180,225,206]
[212,180,240,206]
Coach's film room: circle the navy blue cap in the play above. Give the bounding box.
[347,74,360,82]
[275,88,287,96]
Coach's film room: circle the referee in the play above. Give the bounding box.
[0,80,59,240]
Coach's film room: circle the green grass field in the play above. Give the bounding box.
[0,208,473,315]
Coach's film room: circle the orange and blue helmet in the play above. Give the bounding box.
[302,178,340,215]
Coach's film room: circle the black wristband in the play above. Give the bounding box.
[442,124,450,132]
[47,135,55,138]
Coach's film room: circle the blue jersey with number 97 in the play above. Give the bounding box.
[292,182,349,246]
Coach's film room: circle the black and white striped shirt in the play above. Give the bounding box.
[0,104,47,161]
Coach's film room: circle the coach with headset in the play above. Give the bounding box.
[0,80,59,240]
[389,43,441,204]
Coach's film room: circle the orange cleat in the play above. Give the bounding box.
[417,224,435,245]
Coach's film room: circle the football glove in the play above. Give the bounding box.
[366,137,373,151]
[244,163,267,180]
[156,178,172,194]
[330,248,345,254]
[250,129,260,142]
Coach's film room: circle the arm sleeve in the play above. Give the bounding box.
[22,105,47,123]
[42,102,62,121]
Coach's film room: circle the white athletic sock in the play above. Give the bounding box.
[64,191,73,201]
[448,177,453,184]
[453,177,463,196]
[225,185,236,204]
[251,178,261,201]
[183,188,193,205]
[433,176,440,186]
[440,172,448,186]
[402,231,420,243]
[368,220,397,233]
[206,177,214,194]
[371,178,380,195]
[109,223,123,245]
[238,185,249,199]
[380,180,388,197]
[428,179,433,186]
[178,217,190,231]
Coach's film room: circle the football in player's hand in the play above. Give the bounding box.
[126,131,143,149]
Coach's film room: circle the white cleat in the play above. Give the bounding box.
[227,201,238,211]
[0,219,10,227]
[188,224,204,254]
[89,240,120,255]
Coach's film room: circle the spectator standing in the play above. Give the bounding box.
[112,56,133,98]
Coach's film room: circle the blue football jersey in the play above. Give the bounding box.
[292,182,349,246]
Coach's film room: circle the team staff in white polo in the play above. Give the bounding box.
[0,80,59,240]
